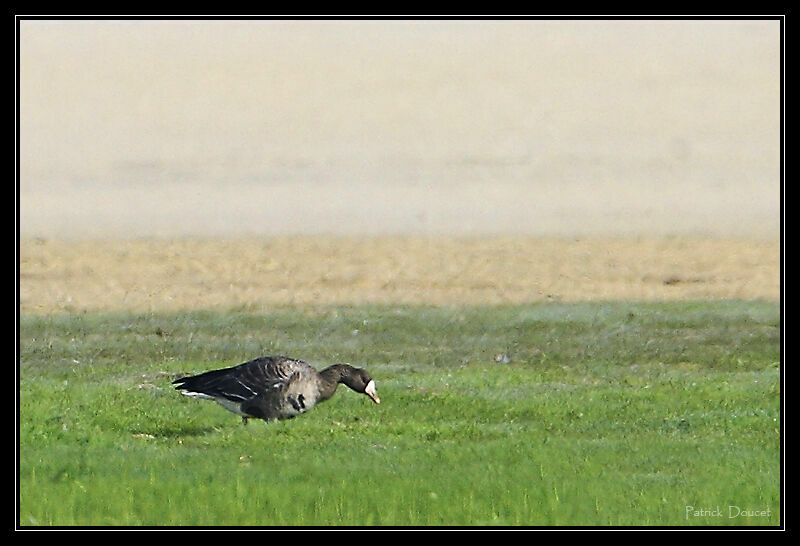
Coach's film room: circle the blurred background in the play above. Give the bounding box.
[19,19,780,240]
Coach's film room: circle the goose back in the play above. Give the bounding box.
[173,356,323,420]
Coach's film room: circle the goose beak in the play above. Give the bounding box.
[365,380,380,404]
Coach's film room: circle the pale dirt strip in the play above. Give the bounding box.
[19,237,779,314]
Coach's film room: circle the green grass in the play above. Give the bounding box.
[18,301,781,527]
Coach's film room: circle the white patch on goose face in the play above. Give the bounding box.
[365,379,380,404]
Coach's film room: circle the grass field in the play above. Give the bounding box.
[18,301,780,526]
[19,237,779,312]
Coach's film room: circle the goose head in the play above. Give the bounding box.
[341,366,381,404]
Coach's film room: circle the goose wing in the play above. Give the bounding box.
[172,355,314,403]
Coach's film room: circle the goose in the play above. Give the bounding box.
[172,355,380,424]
